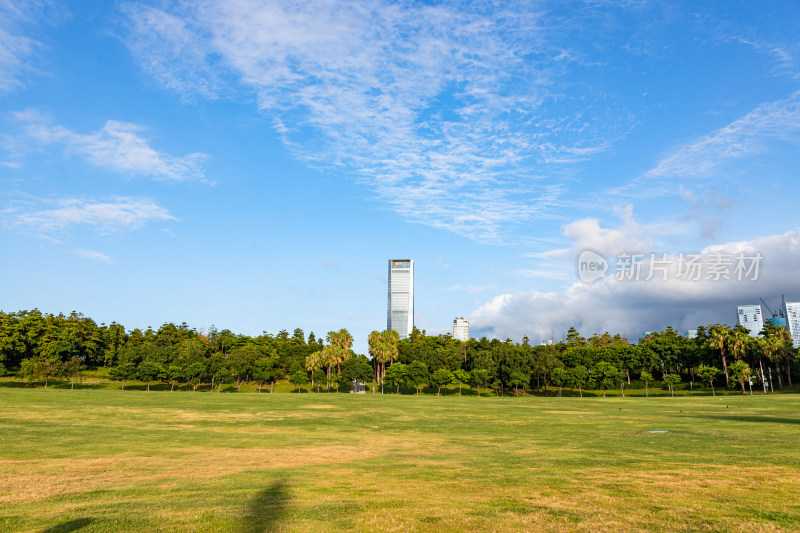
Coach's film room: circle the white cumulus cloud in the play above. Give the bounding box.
[470,223,800,343]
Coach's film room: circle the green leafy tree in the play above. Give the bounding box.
[430,368,453,396]
[383,362,408,394]
[640,371,653,398]
[186,361,207,391]
[110,361,137,391]
[20,357,63,388]
[662,374,681,397]
[452,369,470,396]
[551,367,568,397]
[696,365,720,396]
[311,369,326,392]
[62,357,85,389]
[289,370,309,392]
[167,365,185,391]
[592,362,620,397]
[137,360,165,391]
[340,356,374,388]
[327,371,342,393]
[728,360,751,395]
[470,368,491,397]
[215,367,234,392]
[253,356,278,392]
[568,365,589,397]
[406,360,429,395]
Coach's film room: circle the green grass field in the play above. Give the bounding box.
[1,388,799,532]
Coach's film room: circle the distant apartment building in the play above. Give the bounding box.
[387,259,414,339]
[737,304,764,337]
[785,301,800,348]
[452,317,469,341]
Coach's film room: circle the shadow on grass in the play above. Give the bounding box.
[40,518,94,532]
[689,414,800,425]
[241,480,289,533]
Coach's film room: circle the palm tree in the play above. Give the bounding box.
[305,351,321,391]
[368,330,383,383]
[384,329,400,366]
[708,325,731,385]
[320,344,337,386]
[326,329,353,374]
[728,329,749,362]
[773,327,795,387]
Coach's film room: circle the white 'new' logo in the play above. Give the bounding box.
[577,250,608,283]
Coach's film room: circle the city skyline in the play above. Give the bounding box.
[1,2,800,355]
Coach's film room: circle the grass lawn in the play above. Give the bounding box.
[1,389,799,532]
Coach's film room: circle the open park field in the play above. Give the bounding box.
[1,388,799,532]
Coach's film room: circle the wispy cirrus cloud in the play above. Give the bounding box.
[120,0,631,242]
[615,91,800,201]
[10,110,209,181]
[4,196,176,235]
[0,1,64,92]
[645,91,800,180]
[72,248,114,264]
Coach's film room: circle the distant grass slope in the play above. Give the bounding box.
[1,389,799,531]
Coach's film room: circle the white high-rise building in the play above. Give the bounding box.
[387,259,414,339]
[452,317,469,341]
[784,301,800,348]
[737,304,764,337]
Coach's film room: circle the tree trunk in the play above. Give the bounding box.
[579,387,582,398]
[626,369,631,384]
[459,384,462,396]
[147,381,150,392]
[602,389,606,397]
[740,380,745,395]
[171,382,175,391]
[776,365,783,389]
[71,377,75,390]
[710,382,715,396]
[121,380,125,391]
[786,362,793,387]
[645,383,648,398]
[722,352,729,385]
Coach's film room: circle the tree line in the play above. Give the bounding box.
[0,309,797,395]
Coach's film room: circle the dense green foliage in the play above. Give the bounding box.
[1,309,797,394]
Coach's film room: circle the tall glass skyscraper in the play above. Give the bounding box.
[785,301,800,348]
[387,259,414,339]
[737,304,764,337]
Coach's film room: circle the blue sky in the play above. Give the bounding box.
[2,0,800,353]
